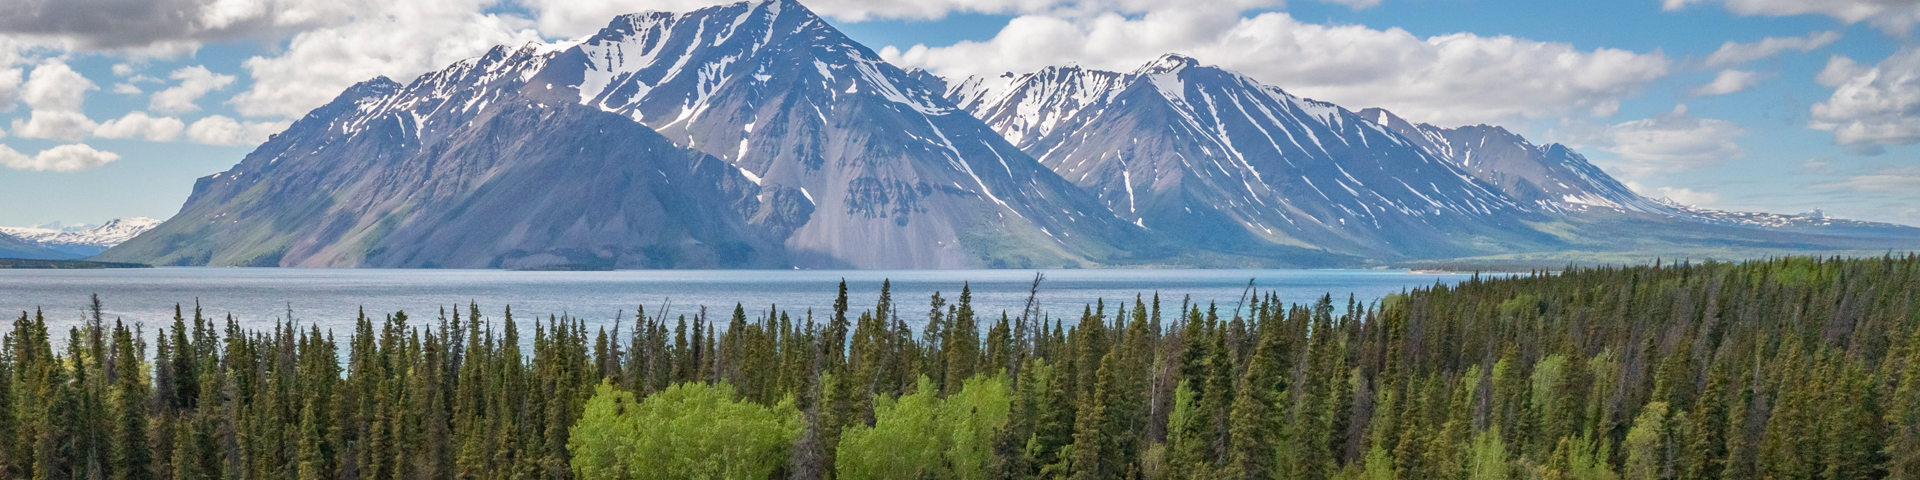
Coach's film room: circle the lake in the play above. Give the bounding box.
[0,268,1483,342]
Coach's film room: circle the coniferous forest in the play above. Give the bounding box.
[4,256,1920,479]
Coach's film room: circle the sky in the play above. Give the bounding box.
[0,0,1916,228]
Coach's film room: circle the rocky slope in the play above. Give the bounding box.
[943,56,1558,260]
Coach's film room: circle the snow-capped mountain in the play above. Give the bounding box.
[945,55,1559,260]
[949,55,1920,260]
[1361,107,1920,236]
[101,0,1158,269]
[555,0,1151,268]
[1362,108,1659,213]
[0,217,162,257]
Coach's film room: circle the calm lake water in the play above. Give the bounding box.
[0,268,1480,342]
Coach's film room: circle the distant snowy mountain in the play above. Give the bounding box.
[947,55,1920,261]
[1,217,162,257]
[1362,107,1920,237]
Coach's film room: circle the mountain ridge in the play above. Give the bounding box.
[0,217,162,258]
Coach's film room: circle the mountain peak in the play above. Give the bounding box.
[1137,53,1200,75]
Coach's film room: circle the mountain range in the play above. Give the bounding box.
[91,0,1920,269]
[0,218,161,259]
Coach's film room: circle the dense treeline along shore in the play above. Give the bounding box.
[4,256,1919,479]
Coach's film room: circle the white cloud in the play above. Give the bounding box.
[1555,104,1746,178]
[10,61,99,141]
[884,10,1670,127]
[1653,187,1722,206]
[0,67,20,110]
[1810,49,1920,150]
[1626,181,1724,207]
[185,115,289,146]
[112,83,143,95]
[149,65,235,114]
[1816,55,1866,87]
[94,111,187,141]
[227,0,542,118]
[0,144,121,172]
[1689,69,1768,96]
[1665,0,1920,36]
[111,64,136,76]
[1702,31,1839,68]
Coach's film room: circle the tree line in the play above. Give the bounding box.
[3,255,1919,479]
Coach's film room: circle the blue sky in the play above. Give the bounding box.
[0,0,1916,227]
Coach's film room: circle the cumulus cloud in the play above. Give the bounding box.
[0,67,20,110]
[185,115,288,146]
[94,111,186,141]
[1555,105,1746,178]
[1665,0,1920,35]
[1702,31,1839,68]
[227,0,542,118]
[1690,69,1768,96]
[148,65,234,113]
[10,61,98,141]
[883,10,1670,127]
[0,144,121,172]
[1810,49,1920,151]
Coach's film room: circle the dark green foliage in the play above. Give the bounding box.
[4,256,1918,479]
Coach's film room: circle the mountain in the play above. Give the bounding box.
[1362,107,1920,241]
[942,56,1560,260]
[95,1,1920,268]
[947,56,1920,263]
[1361,108,1659,214]
[0,231,70,260]
[101,0,1173,269]
[1,217,162,257]
[99,73,785,269]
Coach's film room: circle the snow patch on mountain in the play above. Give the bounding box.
[1,217,164,257]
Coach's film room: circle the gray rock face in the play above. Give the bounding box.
[950,55,1558,260]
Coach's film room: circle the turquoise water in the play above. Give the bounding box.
[0,268,1481,339]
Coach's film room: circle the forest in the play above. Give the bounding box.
[2,255,1918,479]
